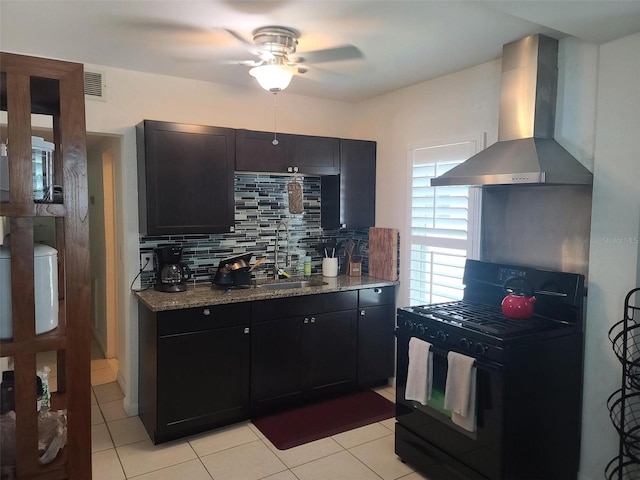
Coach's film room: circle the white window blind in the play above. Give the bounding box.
[407,139,481,306]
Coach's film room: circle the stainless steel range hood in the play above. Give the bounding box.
[431,34,593,186]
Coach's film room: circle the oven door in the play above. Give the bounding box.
[395,328,504,480]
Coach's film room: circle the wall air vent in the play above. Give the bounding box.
[84,70,106,100]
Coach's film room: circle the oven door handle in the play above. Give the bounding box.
[428,344,504,373]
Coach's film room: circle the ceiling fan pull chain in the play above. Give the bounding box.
[272,92,279,146]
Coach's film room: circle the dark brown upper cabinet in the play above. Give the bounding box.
[322,139,376,229]
[235,129,290,172]
[137,120,235,235]
[285,134,340,175]
[235,129,340,175]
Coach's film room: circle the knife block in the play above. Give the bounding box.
[347,255,362,277]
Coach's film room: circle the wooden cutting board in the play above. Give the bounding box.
[368,227,399,281]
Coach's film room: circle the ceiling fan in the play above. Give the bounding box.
[115,16,364,93]
[230,26,363,93]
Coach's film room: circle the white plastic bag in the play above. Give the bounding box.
[38,409,67,464]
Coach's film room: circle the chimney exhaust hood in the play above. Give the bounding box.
[431,34,593,187]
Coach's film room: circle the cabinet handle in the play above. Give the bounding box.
[374,288,383,294]
[203,308,211,316]
[360,310,366,316]
[244,327,250,334]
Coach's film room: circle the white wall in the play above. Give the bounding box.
[74,66,358,414]
[581,32,640,480]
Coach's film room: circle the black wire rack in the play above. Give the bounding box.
[607,288,640,480]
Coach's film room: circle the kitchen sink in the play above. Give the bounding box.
[257,280,328,290]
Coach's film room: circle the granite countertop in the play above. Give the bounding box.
[134,274,398,312]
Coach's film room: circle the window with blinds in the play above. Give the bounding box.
[407,139,481,306]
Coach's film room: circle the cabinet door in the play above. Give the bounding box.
[357,304,395,386]
[321,139,376,229]
[341,139,376,228]
[137,120,235,235]
[235,129,288,172]
[251,317,305,411]
[306,310,357,395]
[287,135,340,175]
[156,325,250,442]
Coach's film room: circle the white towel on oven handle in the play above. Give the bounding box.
[405,337,433,405]
[444,351,477,432]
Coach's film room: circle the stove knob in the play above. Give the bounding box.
[418,324,426,335]
[405,319,414,330]
[436,331,448,343]
[460,338,471,351]
[475,343,488,355]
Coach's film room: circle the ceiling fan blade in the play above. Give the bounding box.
[111,17,201,34]
[110,17,245,54]
[295,45,363,64]
[221,59,263,67]
[224,28,254,48]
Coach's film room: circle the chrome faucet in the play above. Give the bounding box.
[274,220,290,278]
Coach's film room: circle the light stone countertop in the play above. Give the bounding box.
[134,274,398,312]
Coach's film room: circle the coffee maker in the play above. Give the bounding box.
[153,246,191,292]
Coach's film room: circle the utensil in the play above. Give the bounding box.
[249,257,267,271]
[346,239,355,258]
[501,277,536,319]
[277,268,291,278]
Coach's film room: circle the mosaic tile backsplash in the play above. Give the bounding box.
[138,174,370,288]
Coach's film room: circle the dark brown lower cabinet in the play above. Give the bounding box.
[137,286,395,443]
[307,310,358,395]
[138,303,251,444]
[250,291,358,412]
[251,316,306,409]
[357,286,396,387]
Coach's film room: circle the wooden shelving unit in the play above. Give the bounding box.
[0,52,91,479]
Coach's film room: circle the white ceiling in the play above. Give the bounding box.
[1,0,639,102]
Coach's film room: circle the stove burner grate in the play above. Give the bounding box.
[411,301,564,336]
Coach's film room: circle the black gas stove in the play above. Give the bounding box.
[395,259,586,480]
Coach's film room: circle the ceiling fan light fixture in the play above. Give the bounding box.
[249,63,297,92]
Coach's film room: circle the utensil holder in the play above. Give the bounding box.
[322,257,338,277]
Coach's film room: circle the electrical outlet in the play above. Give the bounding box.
[140,253,154,272]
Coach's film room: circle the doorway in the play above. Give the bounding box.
[87,135,121,384]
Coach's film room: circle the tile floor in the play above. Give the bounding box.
[43,341,430,479]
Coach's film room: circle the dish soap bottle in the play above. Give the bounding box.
[304,256,311,277]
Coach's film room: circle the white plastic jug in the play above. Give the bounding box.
[0,244,59,339]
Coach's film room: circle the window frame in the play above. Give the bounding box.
[401,134,484,307]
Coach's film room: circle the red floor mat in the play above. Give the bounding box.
[252,389,395,450]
